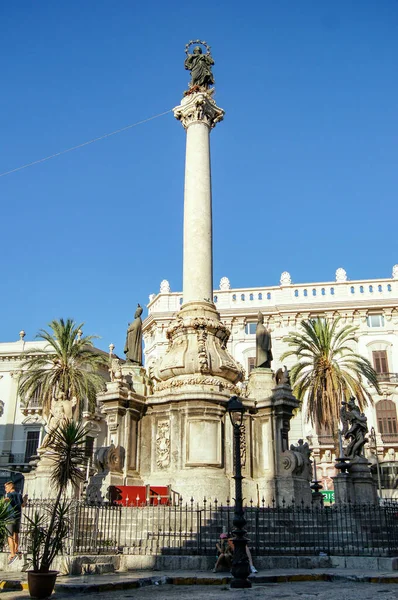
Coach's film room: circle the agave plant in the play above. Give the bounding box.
[26,419,86,573]
[18,318,108,417]
[281,317,381,447]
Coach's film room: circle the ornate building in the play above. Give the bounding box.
[0,334,107,492]
[143,265,398,494]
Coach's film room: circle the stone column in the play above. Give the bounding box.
[174,91,224,305]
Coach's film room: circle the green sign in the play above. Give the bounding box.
[321,490,335,503]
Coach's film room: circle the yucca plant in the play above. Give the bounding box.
[281,317,381,452]
[19,318,108,417]
[0,498,14,546]
[26,419,86,573]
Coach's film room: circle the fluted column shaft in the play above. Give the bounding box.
[183,121,212,303]
[174,91,224,306]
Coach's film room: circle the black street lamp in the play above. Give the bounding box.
[226,395,252,589]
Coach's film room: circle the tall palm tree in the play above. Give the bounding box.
[19,318,108,417]
[281,317,381,445]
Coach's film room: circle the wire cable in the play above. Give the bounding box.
[0,108,173,178]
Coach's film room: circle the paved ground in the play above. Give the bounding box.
[1,582,398,600]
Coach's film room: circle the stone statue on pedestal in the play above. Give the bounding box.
[344,397,368,459]
[255,312,273,368]
[184,41,215,89]
[124,304,143,365]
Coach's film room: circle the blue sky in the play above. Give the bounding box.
[1,1,397,354]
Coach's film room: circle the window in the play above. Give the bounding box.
[373,350,389,376]
[312,289,316,296]
[377,400,398,437]
[294,289,299,297]
[24,431,40,463]
[350,286,355,294]
[369,285,373,293]
[85,436,95,460]
[267,292,271,300]
[321,288,325,296]
[245,323,257,335]
[232,294,236,301]
[249,293,253,301]
[360,286,364,293]
[303,289,308,297]
[258,293,262,300]
[378,285,382,292]
[241,294,245,301]
[367,314,384,328]
[330,287,335,295]
[213,295,218,303]
[179,297,183,305]
[248,357,256,373]
[388,284,392,292]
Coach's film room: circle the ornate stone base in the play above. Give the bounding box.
[333,457,378,505]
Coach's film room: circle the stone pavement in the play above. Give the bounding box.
[2,581,398,600]
[3,568,398,594]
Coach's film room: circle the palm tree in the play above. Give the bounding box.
[19,318,108,417]
[281,317,381,446]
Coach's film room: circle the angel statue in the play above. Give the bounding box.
[184,42,215,89]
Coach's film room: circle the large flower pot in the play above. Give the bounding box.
[27,571,58,599]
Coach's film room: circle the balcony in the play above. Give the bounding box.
[377,373,398,384]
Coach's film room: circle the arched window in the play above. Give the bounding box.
[232,294,236,301]
[241,294,245,301]
[312,289,316,296]
[321,288,325,296]
[213,296,218,303]
[350,286,355,294]
[369,285,373,293]
[303,289,308,297]
[330,287,335,295]
[378,285,382,292]
[377,399,398,442]
[267,292,271,300]
[360,286,364,293]
[179,297,183,305]
[388,284,392,292]
[294,289,299,297]
[249,293,254,301]
[258,293,262,300]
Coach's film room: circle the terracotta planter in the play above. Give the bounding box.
[27,571,58,599]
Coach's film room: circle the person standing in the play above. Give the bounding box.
[4,481,26,565]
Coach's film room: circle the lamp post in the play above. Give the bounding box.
[370,426,383,499]
[226,395,252,589]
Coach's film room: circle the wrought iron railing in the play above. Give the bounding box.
[16,498,398,558]
[377,373,398,383]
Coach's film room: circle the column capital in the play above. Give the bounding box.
[174,91,225,130]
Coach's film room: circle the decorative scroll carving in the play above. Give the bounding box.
[197,328,209,374]
[155,375,240,394]
[156,420,170,469]
[94,444,125,473]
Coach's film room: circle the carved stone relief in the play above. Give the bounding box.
[156,420,170,469]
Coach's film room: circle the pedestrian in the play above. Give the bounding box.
[213,533,234,572]
[4,481,26,565]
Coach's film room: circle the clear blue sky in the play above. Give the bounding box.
[1,1,397,354]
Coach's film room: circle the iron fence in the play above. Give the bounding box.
[16,498,398,558]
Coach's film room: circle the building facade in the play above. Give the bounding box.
[0,332,107,492]
[144,266,398,494]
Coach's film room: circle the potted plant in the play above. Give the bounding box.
[25,419,86,599]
